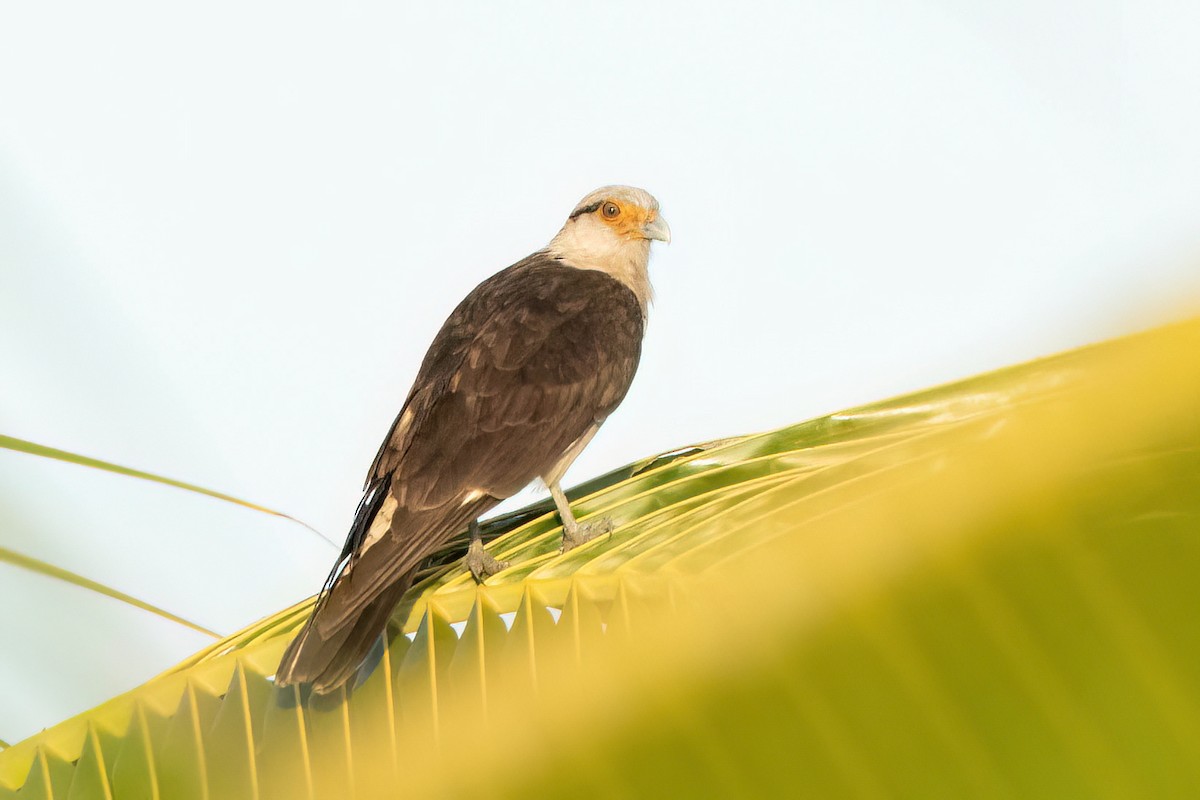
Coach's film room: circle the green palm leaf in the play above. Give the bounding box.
[1,317,1198,798]
[0,435,333,546]
[0,435,324,639]
[0,546,218,639]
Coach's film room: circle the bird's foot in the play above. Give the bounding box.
[465,538,510,582]
[561,517,615,553]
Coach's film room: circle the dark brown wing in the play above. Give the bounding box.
[367,253,644,493]
[329,256,644,610]
[277,253,644,692]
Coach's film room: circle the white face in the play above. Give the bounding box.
[560,185,670,248]
[549,185,669,314]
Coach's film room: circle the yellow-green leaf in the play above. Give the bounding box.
[0,545,219,639]
[0,434,332,547]
[2,317,1199,798]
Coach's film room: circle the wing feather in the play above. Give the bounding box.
[279,253,645,691]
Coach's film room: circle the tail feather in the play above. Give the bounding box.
[276,490,499,695]
[314,499,492,638]
[276,570,414,693]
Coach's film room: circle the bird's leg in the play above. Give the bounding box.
[464,519,509,582]
[549,481,614,553]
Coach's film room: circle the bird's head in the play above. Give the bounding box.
[547,185,669,312]
[564,185,671,245]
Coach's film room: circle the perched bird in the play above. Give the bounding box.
[277,185,670,693]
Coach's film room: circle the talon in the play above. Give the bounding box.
[465,538,510,582]
[561,516,615,553]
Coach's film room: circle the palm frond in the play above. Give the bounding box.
[0,545,220,638]
[0,434,333,547]
[1,318,1198,797]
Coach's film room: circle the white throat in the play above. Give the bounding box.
[547,215,654,315]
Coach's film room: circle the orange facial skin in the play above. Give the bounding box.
[597,200,660,241]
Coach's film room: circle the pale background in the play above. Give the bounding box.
[3,1,1199,743]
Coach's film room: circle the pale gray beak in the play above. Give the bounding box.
[643,214,672,244]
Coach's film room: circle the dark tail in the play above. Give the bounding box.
[275,478,496,695]
[275,567,415,694]
[275,476,400,694]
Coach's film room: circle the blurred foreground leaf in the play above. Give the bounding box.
[2,318,1199,798]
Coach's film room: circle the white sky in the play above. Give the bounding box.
[2,0,1199,743]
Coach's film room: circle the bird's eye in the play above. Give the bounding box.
[601,202,621,219]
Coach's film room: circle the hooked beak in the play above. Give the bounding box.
[643,214,671,244]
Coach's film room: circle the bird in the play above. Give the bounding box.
[276,185,670,693]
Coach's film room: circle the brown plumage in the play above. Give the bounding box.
[276,186,669,693]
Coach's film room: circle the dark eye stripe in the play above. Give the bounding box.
[569,201,603,220]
